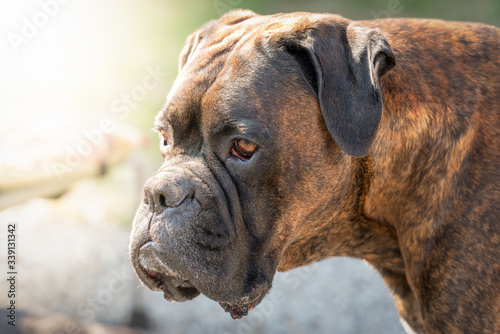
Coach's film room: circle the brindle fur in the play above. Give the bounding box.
[130,10,500,333]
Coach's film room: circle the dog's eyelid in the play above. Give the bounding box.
[153,117,172,132]
[152,124,163,133]
[159,130,170,146]
[153,122,173,147]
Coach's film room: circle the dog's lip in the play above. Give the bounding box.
[161,276,200,302]
[135,262,164,291]
[138,263,201,302]
[138,257,268,318]
[133,241,194,301]
[134,241,171,291]
[134,242,269,318]
[132,257,163,291]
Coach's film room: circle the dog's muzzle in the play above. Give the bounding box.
[129,169,269,318]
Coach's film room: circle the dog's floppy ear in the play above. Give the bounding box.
[272,17,396,157]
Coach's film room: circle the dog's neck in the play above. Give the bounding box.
[278,154,405,274]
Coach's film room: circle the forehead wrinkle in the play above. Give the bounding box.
[166,18,273,144]
[189,33,257,79]
[205,25,247,48]
[187,16,269,75]
[201,80,272,144]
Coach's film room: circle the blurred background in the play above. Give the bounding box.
[0,0,498,333]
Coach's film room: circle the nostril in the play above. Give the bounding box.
[159,194,167,208]
[157,191,189,208]
[144,173,194,210]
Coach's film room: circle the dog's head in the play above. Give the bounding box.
[129,10,395,318]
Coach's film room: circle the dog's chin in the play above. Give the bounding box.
[138,265,268,319]
[218,288,267,319]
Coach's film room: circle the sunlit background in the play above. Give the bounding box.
[0,0,498,333]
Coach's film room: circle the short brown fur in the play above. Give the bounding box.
[130,11,500,333]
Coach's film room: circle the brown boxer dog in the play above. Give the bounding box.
[129,10,500,333]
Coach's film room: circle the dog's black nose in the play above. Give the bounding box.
[143,173,193,212]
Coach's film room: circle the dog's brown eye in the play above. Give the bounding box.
[160,129,169,146]
[231,139,258,161]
